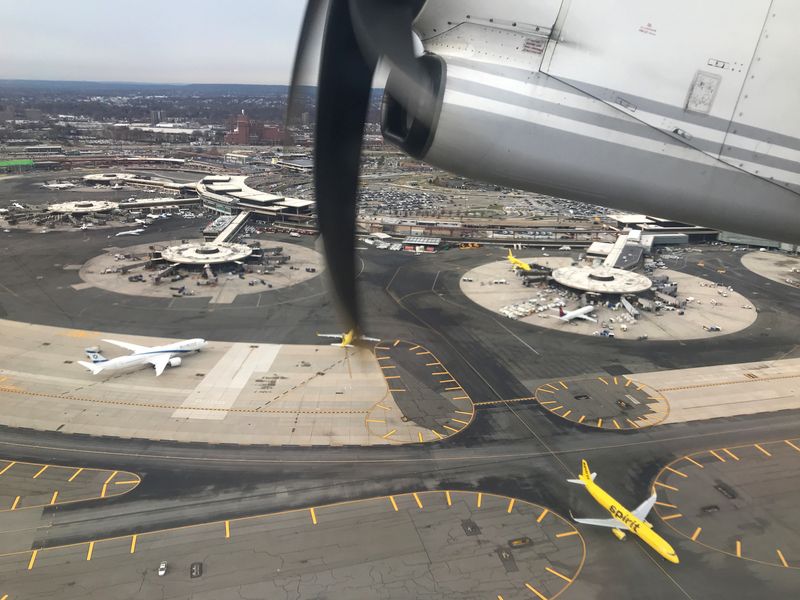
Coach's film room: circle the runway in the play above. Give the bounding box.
[0,215,799,598]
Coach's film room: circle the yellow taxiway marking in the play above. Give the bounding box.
[374,346,390,350]
[635,384,646,391]
[596,418,603,428]
[550,405,563,411]
[455,410,472,415]
[536,508,549,523]
[439,379,456,384]
[736,540,742,558]
[597,377,608,385]
[49,491,59,505]
[477,493,483,508]
[612,419,620,429]
[777,549,788,568]
[104,471,118,485]
[381,365,397,370]
[431,430,444,439]
[2,594,8,600]
[115,479,138,485]
[376,356,391,360]
[654,481,678,492]
[684,456,704,469]
[545,384,558,391]
[68,467,84,482]
[418,432,424,443]
[389,496,398,512]
[507,499,516,513]
[665,466,688,478]
[626,418,639,428]
[27,549,38,570]
[613,377,618,385]
[562,410,572,418]
[376,403,391,411]
[310,508,318,525]
[785,439,800,453]
[382,429,397,439]
[445,386,462,391]
[691,527,702,541]
[86,541,95,561]
[709,450,726,462]
[393,339,400,347]
[432,371,449,376]
[388,389,406,393]
[498,596,504,600]
[412,492,423,509]
[0,461,15,476]
[655,501,677,509]
[10,496,20,511]
[525,582,548,599]
[100,484,108,498]
[445,491,452,506]
[661,513,683,521]
[723,448,740,461]
[32,465,49,479]
[452,396,469,400]
[384,375,401,379]
[578,415,586,424]
[546,566,572,583]
[555,530,578,538]
[624,378,633,387]
[539,400,557,405]
[409,345,421,351]
[425,362,441,367]
[416,351,432,356]
[443,425,459,433]
[225,520,230,538]
[452,418,469,425]
[130,535,137,554]
[366,419,385,424]
[559,381,568,389]
[754,444,772,457]
[538,388,554,394]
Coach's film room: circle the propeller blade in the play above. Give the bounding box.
[314,0,376,332]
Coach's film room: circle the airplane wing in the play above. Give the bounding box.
[631,493,658,522]
[572,516,628,530]
[316,333,342,340]
[577,315,598,323]
[147,354,171,377]
[101,339,150,354]
[358,336,381,342]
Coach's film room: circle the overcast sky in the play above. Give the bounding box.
[0,0,310,84]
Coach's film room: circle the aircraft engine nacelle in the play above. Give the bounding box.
[168,357,182,368]
[612,528,627,541]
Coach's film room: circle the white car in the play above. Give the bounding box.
[158,561,167,576]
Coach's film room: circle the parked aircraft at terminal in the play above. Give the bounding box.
[506,249,532,272]
[115,228,145,237]
[78,338,207,376]
[557,305,597,323]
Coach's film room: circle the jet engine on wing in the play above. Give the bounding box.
[168,357,182,367]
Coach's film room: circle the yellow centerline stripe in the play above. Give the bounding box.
[114,480,139,485]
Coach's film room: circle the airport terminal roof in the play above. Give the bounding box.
[552,265,652,294]
[277,198,315,209]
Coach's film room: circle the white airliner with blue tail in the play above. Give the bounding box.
[78,338,206,376]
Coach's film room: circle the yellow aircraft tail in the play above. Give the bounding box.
[567,459,596,486]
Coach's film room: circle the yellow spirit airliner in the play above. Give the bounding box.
[316,330,380,348]
[568,460,679,564]
[506,250,532,272]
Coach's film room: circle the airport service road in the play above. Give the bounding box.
[0,491,584,600]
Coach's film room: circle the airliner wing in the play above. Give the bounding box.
[147,354,171,376]
[358,336,381,342]
[316,333,342,340]
[573,516,628,530]
[577,315,598,323]
[102,339,150,354]
[631,493,658,521]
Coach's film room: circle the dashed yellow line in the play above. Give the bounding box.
[597,377,608,385]
[661,513,683,521]
[389,496,398,512]
[376,355,391,361]
[225,520,230,538]
[445,386,462,391]
[559,381,568,389]
[777,549,788,568]
[445,491,452,506]
[452,396,470,400]
[381,365,397,370]
[507,499,516,513]
[68,467,83,482]
[382,429,397,439]
[612,419,620,429]
[562,410,572,418]
[49,491,59,505]
[524,582,548,599]
[375,404,391,411]
[392,340,400,347]
[130,535,137,554]
[754,444,771,457]
[27,549,38,570]
[536,508,548,523]
[416,351,432,356]
[477,493,483,508]
[452,418,469,426]
[10,496,20,511]
[665,466,688,478]
[538,388,554,394]
[785,440,800,453]
[384,375,401,379]
[613,377,618,385]
[455,410,472,416]
[409,345,421,351]
[654,481,678,492]
[432,371,449,376]
[32,465,49,479]
[431,430,443,440]
[309,508,317,525]
[709,450,726,462]
[626,418,639,428]
[555,530,578,538]
[366,419,385,424]
[86,541,95,561]
[387,389,406,393]
[114,480,139,486]
[596,418,603,428]
[0,462,16,476]
[722,448,739,461]
[660,373,800,392]
[443,425,459,433]
[425,362,441,367]
[683,456,704,469]
[577,415,586,424]
[691,527,702,541]
[549,405,563,411]
[418,432,424,443]
[545,566,572,583]
[736,540,742,558]
[655,501,677,509]
[412,493,423,509]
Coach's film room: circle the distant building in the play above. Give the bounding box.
[224,110,283,145]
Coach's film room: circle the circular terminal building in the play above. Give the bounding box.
[161,242,253,265]
[551,265,652,294]
[47,200,118,215]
